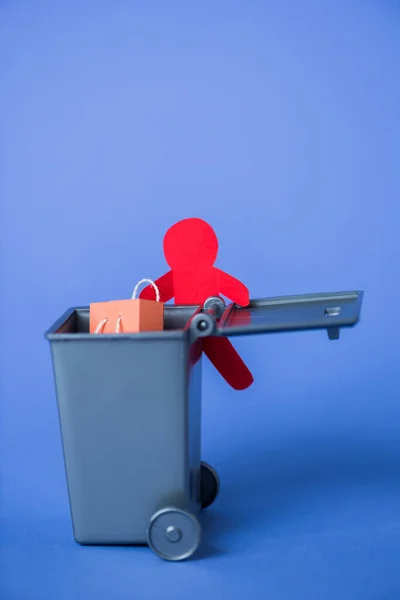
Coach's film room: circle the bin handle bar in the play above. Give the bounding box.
[185,297,230,341]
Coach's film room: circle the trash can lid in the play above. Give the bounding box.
[214,290,363,338]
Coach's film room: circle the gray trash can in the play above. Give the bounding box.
[45,290,363,561]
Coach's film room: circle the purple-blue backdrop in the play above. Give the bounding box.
[1,1,399,599]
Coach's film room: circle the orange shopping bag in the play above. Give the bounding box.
[90,279,164,334]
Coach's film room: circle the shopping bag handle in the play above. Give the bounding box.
[132,279,160,302]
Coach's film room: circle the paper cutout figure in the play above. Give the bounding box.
[139,218,254,390]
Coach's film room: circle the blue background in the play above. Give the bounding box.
[1,1,399,598]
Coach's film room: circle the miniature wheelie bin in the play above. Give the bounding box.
[45,290,363,561]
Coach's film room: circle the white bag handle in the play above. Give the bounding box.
[132,278,160,302]
[94,317,111,334]
[93,315,125,334]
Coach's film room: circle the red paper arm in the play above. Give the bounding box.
[202,337,254,390]
[217,269,250,306]
[139,270,174,302]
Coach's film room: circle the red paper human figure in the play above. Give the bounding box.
[139,218,254,390]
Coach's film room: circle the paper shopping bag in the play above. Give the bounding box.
[90,279,164,334]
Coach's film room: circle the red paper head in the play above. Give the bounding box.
[163,217,219,269]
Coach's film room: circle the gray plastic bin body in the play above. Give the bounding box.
[45,290,363,559]
[46,305,204,550]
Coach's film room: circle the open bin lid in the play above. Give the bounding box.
[213,291,363,340]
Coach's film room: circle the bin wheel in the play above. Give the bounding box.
[147,507,201,561]
[200,461,220,509]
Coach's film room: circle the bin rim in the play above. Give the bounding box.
[44,306,190,342]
